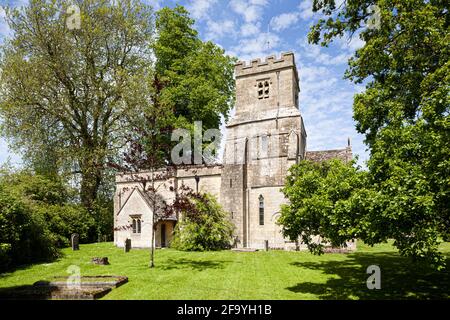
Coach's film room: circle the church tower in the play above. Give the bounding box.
[221,52,307,249]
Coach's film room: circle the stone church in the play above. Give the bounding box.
[114,52,352,250]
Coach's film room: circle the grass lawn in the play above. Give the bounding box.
[1,241,449,300]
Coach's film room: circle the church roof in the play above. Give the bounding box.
[306,147,352,163]
[117,187,177,221]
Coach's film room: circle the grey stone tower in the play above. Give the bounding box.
[221,52,307,249]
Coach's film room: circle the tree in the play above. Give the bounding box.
[153,5,236,147]
[111,5,235,267]
[290,0,450,267]
[171,192,234,251]
[0,0,154,211]
[279,160,367,254]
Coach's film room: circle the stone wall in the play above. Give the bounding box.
[221,52,306,248]
[113,166,222,248]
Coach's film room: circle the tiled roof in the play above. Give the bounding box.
[306,147,352,163]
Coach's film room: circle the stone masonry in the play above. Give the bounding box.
[113,52,352,250]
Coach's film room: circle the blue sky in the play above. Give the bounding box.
[0,0,369,167]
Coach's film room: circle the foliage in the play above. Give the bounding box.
[0,170,98,270]
[1,171,70,205]
[34,204,95,247]
[280,157,449,268]
[91,196,114,242]
[0,184,59,271]
[171,193,234,251]
[301,0,450,267]
[279,160,367,254]
[153,5,236,134]
[0,0,154,210]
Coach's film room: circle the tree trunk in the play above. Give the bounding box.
[149,170,156,268]
[150,215,155,268]
[80,163,102,212]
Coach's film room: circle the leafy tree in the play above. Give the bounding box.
[0,0,154,211]
[279,160,367,255]
[3,171,70,205]
[153,5,235,148]
[284,0,450,267]
[33,204,95,247]
[171,192,234,251]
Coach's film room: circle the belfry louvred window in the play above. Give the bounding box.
[257,80,270,99]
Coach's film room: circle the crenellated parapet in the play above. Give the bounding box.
[235,52,297,78]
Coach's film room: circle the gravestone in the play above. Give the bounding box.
[264,240,269,252]
[71,233,79,251]
[124,238,131,252]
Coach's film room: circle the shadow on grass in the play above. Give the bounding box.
[0,252,66,279]
[286,252,450,300]
[158,258,231,271]
[0,282,54,300]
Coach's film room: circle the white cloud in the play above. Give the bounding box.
[142,0,162,10]
[299,65,331,81]
[336,35,365,52]
[0,7,11,39]
[249,0,269,5]
[298,0,314,20]
[229,0,268,23]
[231,32,281,62]
[187,0,218,20]
[240,22,260,37]
[0,138,22,166]
[205,19,236,41]
[296,58,368,164]
[270,12,299,32]
[298,37,350,66]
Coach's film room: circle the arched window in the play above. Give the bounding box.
[259,195,264,226]
[131,216,142,234]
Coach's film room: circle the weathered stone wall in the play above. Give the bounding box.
[220,164,247,246]
[114,166,222,248]
[115,189,155,248]
[221,52,306,248]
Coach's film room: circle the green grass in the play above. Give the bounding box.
[1,241,449,300]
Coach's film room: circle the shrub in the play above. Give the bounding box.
[171,193,234,251]
[0,186,59,272]
[35,204,95,247]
